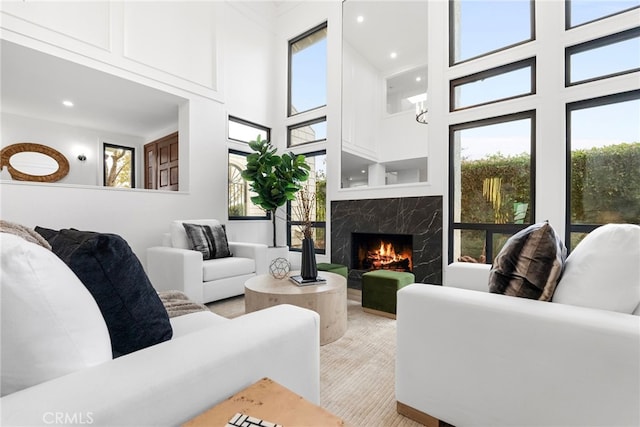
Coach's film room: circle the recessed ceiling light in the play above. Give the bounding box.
[62,100,74,107]
[361,170,366,174]
[390,52,397,59]
[356,15,364,23]
[416,76,422,82]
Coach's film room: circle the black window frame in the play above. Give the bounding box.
[228,149,270,221]
[286,149,327,254]
[287,116,327,148]
[228,115,271,144]
[565,26,640,87]
[450,57,537,112]
[287,22,328,118]
[564,88,640,247]
[103,142,135,188]
[565,1,640,30]
[448,110,537,264]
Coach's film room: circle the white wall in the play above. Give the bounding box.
[0,1,276,261]
[0,97,229,260]
[221,2,278,247]
[378,111,428,163]
[341,41,380,159]
[1,113,145,186]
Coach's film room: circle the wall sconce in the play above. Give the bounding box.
[77,154,87,162]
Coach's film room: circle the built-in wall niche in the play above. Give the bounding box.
[0,40,188,190]
[341,1,429,189]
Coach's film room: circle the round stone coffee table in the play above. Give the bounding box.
[244,271,347,345]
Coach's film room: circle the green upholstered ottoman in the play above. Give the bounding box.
[317,262,348,279]
[362,270,415,318]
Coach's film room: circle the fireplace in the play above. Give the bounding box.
[331,196,443,289]
[351,232,413,272]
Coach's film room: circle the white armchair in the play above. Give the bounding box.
[146,220,268,304]
[396,224,640,426]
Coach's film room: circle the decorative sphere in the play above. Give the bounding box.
[269,257,291,279]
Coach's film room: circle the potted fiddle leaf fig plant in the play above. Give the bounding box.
[241,135,310,248]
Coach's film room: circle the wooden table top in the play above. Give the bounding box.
[182,377,345,427]
[245,271,346,295]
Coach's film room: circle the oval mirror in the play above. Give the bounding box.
[9,151,59,176]
[0,143,70,182]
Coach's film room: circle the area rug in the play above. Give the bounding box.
[207,296,422,427]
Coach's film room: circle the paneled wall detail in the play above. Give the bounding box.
[122,2,217,90]
[0,1,219,97]
[1,2,111,50]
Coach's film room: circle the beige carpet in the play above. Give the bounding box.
[207,295,423,427]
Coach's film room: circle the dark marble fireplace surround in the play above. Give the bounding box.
[331,196,443,290]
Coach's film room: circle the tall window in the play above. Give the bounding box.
[566,90,640,249]
[287,151,327,254]
[286,22,328,252]
[228,150,269,220]
[288,23,327,116]
[450,112,534,263]
[103,143,134,188]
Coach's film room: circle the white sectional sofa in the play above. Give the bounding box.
[2,305,320,427]
[1,228,319,427]
[396,224,640,426]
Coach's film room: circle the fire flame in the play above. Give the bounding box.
[367,240,412,271]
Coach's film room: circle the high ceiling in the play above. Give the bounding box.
[342,1,428,76]
[1,40,186,139]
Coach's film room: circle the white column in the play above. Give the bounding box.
[368,163,386,186]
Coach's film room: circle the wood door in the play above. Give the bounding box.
[144,132,178,191]
[144,144,157,190]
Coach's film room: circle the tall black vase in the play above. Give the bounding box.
[300,238,318,280]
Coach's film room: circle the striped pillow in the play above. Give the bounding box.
[182,223,231,260]
[489,222,566,301]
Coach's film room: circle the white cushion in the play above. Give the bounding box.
[170,219,221,249]
[1,233,112,396]
[169,311,228,338]
[445,262,491,292]
[202,257,255,281]
[553,224,640,314]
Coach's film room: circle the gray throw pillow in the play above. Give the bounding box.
[489,222,566,301]
[182,222,231,260]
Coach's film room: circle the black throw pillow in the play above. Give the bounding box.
[34,225,59,243]
[488,221,566,301]
[37,227,173,357]
[182,222,231,260]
